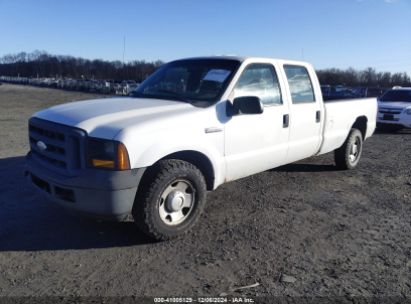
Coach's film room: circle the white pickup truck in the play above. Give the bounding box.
[26,56,377,240]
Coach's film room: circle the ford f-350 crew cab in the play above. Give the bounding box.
[26,56,377,240]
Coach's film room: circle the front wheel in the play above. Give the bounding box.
[133,159,207,241]
[334,128,363,170]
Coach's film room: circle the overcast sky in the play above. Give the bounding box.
[1,0,410,73]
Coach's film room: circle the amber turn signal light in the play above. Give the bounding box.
[91,159,115,169]
[117,143,130,170]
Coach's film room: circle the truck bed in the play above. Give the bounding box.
[319,97,377,155]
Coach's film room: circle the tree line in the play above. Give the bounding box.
[316,67,411,88]
[0,51,163,82]
[1,51,410,87]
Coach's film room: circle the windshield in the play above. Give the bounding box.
[379,89,411,102]
[131,59,241,106]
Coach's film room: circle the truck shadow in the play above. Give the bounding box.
[0,156,155,252]
[273,163,337,173]
[375,129,411,135]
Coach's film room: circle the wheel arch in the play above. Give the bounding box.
[138,150,216,191]
[159,151,215,191]
[351,116,368,139]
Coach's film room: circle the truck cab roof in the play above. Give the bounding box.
[171,56,311,67]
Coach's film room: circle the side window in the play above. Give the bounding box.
[234,64,282,105]
[284,65,315,104]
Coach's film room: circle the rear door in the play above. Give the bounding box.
[224,62,290,181]
[283,65,322,163]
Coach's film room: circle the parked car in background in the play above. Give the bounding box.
[377,87,411,131]
[320,85,331,98]
[321,85,358,100]
[0,76,138,96]
[363,87,386,98]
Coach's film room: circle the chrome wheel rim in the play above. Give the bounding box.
[158,180,195,226]
[349,137,361,163]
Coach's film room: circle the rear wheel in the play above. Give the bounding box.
[334,128,363,170]
[133,159,207,241]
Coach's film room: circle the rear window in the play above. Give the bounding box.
[380,90,411,102]
[284,65,316,104]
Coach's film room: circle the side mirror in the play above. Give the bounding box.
[230,96,264,116]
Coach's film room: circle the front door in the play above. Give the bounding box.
[224,63,290,181]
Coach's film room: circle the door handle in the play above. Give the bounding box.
[283,114,289,128]
[316,110,321,123]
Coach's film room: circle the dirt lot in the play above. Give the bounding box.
[0,84,410,300]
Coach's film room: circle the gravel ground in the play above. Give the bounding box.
[0,84,410,301]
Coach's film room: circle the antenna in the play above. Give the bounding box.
[122,35,126,65]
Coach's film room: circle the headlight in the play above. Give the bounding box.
[87,137,130,170]
[406,108,411,115]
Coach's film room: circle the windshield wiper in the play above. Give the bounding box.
[140,90,191,103]
[129,91,144,98]
[154,89,191,102]
[131,89,192,103]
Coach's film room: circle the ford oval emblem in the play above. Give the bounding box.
[36,141,47,151]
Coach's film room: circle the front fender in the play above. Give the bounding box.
[137,141,224,189]
[116,126,225,190]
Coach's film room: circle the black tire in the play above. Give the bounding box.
[133,159,207,241]
[334,128,363,170]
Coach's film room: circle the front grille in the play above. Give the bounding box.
[28,117,86,173]
[29,125,67,168]
[379,107,403,115]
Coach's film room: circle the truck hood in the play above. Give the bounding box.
[33,97,202,139]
